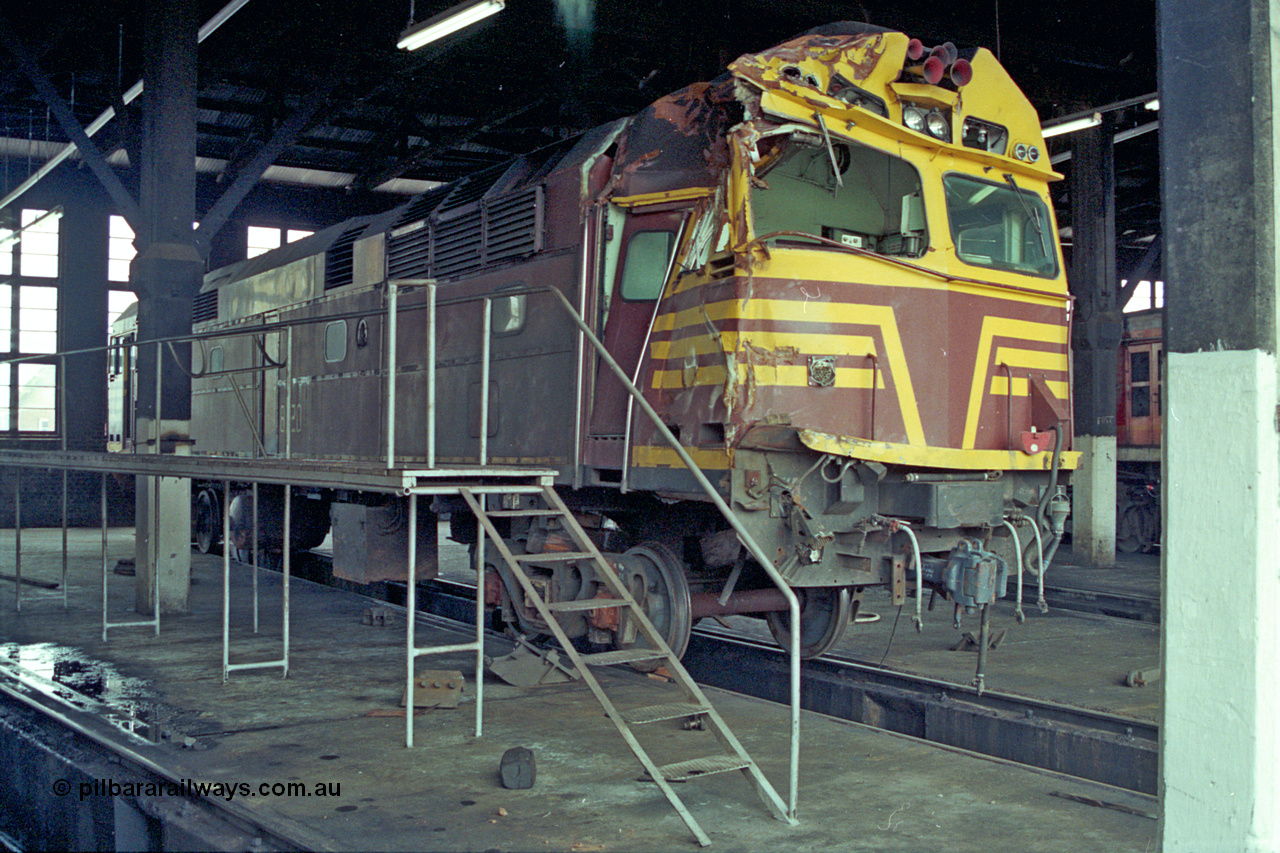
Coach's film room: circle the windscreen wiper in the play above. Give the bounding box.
[1003,172,1049,260]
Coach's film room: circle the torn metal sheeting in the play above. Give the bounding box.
[486,637,580,687]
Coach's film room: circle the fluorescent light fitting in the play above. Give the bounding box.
[1041,112,1102,138]
[397,0,505,51]
[1144,98,1160,111]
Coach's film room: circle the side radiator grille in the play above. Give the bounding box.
[324,226,362,290]
[192,290,219,324]
[386,186,542,282]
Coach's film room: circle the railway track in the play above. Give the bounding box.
[1031,584,1160,623]
[328,562,1158,797]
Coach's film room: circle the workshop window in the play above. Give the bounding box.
[108,216,137,283]
[0,282,60,434]
[0,208,61,278]
[20,285,58,354]
[109,290,137,335]
[19,209,59,278]
[248,225,314,259]
[16,363,56,431]
[1122,279,1164,313]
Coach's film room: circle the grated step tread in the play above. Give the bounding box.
[621,702,710,725]
[546,598,628,612]
[579,648,666,666]
[656,755,751,782]
[481,509,563,517]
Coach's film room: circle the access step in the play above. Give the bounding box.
[579,648,666,666]
[545,598,628,612]
[620,702,710,725]
[480,509,564,517]
[657,755,751,782]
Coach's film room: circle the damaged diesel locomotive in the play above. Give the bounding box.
[182,23,1077,661]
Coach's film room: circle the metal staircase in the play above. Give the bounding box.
[458,484,792,847]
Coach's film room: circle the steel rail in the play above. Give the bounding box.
[380,571,1158,795]
[1026,584,1161,623]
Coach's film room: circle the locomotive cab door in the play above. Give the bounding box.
[584,208,683,473]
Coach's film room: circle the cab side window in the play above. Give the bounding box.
[619,231,676,301]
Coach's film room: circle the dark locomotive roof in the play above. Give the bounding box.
[202,116,632,293]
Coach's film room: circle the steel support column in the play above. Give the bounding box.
[132,0,200,615]
[1159,1,1280,849]
[1069,120,1120,567]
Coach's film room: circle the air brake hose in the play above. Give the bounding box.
[1036,423,1064,531]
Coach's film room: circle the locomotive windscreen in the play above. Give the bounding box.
[752,137,926,257]
[942,174,1058,278]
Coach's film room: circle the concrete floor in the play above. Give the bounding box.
[0,528,1158,852]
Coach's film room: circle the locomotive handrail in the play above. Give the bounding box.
[395,279,804,820]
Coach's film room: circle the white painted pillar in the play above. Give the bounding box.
[134,426,191,614]
[1070,434,1117,567]
[1161,351,1280,851]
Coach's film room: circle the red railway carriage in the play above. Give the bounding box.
[1116,308,1161,552]
[182,23,1076,660]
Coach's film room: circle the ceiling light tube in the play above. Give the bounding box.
[397,0,505,51]
[1041,112,1102,138]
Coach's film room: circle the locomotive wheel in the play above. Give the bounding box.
[612,542,693,672]
[766,586,852,659]
[194,489,221,554]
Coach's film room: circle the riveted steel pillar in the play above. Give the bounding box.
[1069,120,1119,568]
[132,0,199,615]
[1159,1,1280,850]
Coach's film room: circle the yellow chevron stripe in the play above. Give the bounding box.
[990,376,1070,398]
[963,317,1071,448]
[747,247,1070,306]
[651,331,877,361]
[630,445,731,470]
[651,364,885,390]
[651,299,923,445]
[799,429,1080,472]
[993,346,1068,372]
[654,298,893,332]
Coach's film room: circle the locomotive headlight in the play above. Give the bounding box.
[925,111,950,140]
[903,105,928,133]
